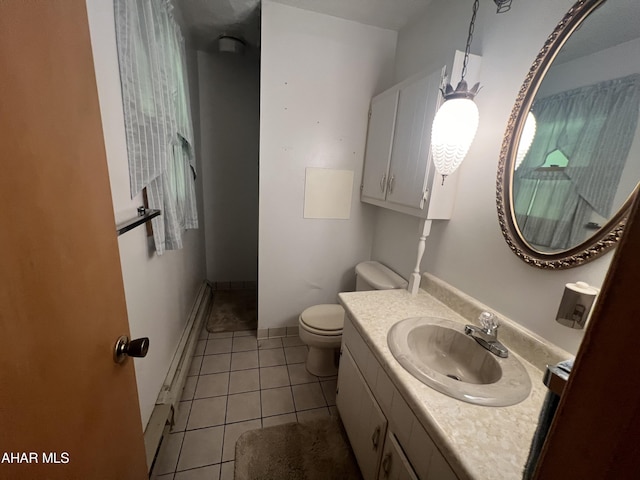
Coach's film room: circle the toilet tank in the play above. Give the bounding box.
[355,261,408,291]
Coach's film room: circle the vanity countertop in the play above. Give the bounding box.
[338,286,556,480]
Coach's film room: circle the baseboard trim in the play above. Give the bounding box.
[144,280,212,472]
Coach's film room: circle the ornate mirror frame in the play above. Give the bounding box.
[496,0,638,269]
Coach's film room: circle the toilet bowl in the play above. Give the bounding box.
[298,261,407,376]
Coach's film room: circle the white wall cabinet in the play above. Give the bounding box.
[361,67,447,219]
[361,51,482,220]
[337,314,459,480]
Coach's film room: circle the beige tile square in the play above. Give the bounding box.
[187,396,227,430]
[321,379,337,406]
[200,353,231,375]
[194,373,229,399]
[181,376,198,401]
[177,426,224,471]
[187,356,203,377]
[171,401,191,433]
[297,407,330,423]
[286,326,299,336]
[287,363,320,385]
[153,432,184,475]
[220,461,234,480]
[209,332,233,339]
[259,348,286,367]
[257,329,269,340]
[261,386,294,417]
[284,346,308,364]
[222,419,261,462]
[259,365,290,389]
[194,339,206,355]
[268,327,286,338]
[282,336,304,347]
[231,350,259,371]
[174,464,220,480]
[262,413,297,428]
[226,391,261,423]
[292,383,327,411]
[151,473,174,480]
[232,336,257,352]
[258,338,282,349]
[233,330,255,337]
[229,369,260,394]
[205,338,233,355]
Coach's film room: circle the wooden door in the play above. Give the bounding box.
[533,187,640,478]
[0,1,148,479]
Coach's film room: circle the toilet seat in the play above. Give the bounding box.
[299,304,344,336]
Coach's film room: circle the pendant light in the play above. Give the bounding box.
[431,0,481,185]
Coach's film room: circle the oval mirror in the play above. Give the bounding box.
[497,0,640,269]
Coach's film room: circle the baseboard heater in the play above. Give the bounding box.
[143,280,213,472]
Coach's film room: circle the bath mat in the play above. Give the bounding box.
[235,417,362,480]
[206,289,257,333]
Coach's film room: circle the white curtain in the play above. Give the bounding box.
[514,74,640,249]
[114,0,198,254]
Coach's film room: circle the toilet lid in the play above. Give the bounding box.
[300,304,345,332]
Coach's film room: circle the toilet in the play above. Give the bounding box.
[298,261,408,376]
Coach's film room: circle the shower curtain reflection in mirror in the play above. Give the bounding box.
[513,74,640,251]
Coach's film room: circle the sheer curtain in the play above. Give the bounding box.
[114,0,198,254]
[514,74,640,249]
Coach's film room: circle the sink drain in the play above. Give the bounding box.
[446,374,461,381]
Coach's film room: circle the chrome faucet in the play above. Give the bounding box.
[464,312,509,358]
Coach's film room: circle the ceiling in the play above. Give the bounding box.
[175,0,433,51]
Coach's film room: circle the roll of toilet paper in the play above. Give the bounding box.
[556,281,599,329]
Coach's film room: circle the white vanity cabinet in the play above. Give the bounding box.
[360,67,447,219]
[337,314,459,480]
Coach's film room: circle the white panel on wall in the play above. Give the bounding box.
[304,168,354,219]
[259,0,397,330]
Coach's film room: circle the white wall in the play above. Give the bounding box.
[198,50,260,283]
[372,0,614,354]
[259,1,397,330]
[86,0,206,428]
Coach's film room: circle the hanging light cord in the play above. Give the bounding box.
[461,0,480,83]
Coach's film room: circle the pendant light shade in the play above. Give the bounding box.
[431,90,479,182]
[514,111,537,170]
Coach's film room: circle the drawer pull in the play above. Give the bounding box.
[371,426,381,450]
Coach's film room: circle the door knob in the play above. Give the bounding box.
[114,335,150,364]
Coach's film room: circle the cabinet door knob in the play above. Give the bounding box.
[388,174,396,194]
[382,452,393,477]
[371,425,381,450]
[380,173,387,193]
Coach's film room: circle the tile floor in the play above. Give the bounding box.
[150,326,338,480]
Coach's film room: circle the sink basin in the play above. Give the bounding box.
[387,317,531,406]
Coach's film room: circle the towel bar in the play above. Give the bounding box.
[116,207,161,236]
